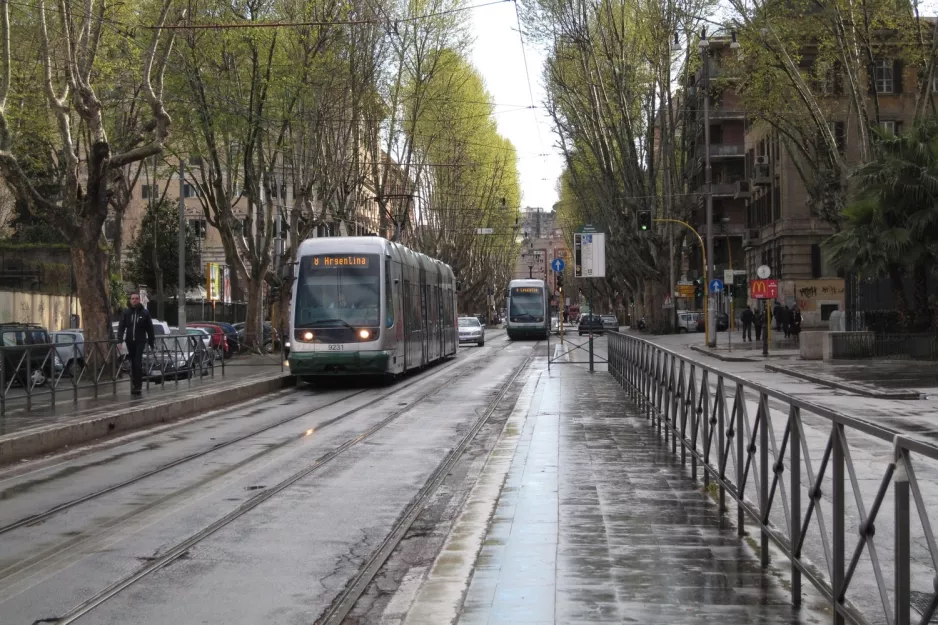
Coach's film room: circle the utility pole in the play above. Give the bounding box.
[700,28,716,347]
[177,159,187,332]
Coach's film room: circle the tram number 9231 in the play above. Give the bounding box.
[327,344,343,351]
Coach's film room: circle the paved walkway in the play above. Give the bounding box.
[0,356,285,437]
[399,361,827,625]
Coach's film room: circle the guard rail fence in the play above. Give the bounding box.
[0,335,285,415]
[608,331,935,625]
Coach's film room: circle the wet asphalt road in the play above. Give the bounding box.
[0,332,536,625]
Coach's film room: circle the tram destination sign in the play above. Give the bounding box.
[512,287,543,294]
[310,254,372,268]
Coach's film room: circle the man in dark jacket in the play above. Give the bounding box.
[740,305,754,342]
[117,292,155,395]
[754,307,765,341]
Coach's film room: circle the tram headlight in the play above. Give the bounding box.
[302,331,314,341]
[358,329,371,340]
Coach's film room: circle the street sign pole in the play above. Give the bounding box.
[588,279,594,372]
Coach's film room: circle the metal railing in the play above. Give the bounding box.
[830,333,938,360]
[608,330,935,625]
[0,334,286,415]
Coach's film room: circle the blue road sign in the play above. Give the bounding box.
[551,258,566,273]
[710,278,724,293]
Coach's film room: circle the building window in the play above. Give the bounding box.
[874,59,894,94]
[141,184,152,199]
[183,182,199,198]
[879,120,903,136]
[827,121,846,154]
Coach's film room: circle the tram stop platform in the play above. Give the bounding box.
[391,359,829,625]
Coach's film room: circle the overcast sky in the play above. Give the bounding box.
[469,2,565,213]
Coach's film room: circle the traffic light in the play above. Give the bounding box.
[638,210,652,232]
[693,279,703,298]
[556,272,563,290]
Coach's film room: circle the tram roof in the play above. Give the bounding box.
[508,278,547,288]
[296,236,454,278]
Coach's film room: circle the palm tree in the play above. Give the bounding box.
[824,122,938,330]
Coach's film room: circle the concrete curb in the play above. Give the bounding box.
[0,373,295,465]
[689,344,755,362]
[763,364,921,400]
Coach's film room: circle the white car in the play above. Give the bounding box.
[676,311,699,333]
[458,317,485,346]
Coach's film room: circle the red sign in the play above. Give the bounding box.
[750,279,778,300]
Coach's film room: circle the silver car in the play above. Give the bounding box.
[51,330,84,377]
[601,315,618,332]
[458,317,485,346]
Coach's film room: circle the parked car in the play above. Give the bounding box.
[188,323,231,358]
[0,323,59,387]
[577,315,605,336]
[695,312,730,332]
[233,321,281,352]
[677,311,699,333]
[170,326,214,352]
[458,316,485,346]
[143,335,210,382]
[601,314,618,332]
[51,330,85,377]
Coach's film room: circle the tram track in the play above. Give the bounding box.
[0,340,509,539]
[316,341,538,625]
[4,338,535,623]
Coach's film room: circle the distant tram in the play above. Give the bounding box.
[505,279,549,339]
[287,237,457,380]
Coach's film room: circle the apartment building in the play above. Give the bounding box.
[683,36,747,287]
[513,208,568,291]
[110,156,406,297]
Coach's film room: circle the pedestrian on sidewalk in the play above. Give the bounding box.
[790,306,803,342]
[117,291,155,395]
[740,305,753,341]
[773,301,783,332]
[782,305,792,338]
[754,308,764,341]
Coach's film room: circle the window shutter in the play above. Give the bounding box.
[868,63,876,95]
[894,60,903,93]
[834,61,844,95]
[835,122,846,154]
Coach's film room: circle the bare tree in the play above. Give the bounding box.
[0,0,178,343]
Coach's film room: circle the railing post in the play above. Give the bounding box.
[48,345,55,410]
[702,371,710,488]
[25,347,32,412]
[760,394,769,567]
[832,423,846,625]
[717,378,725,513]
[790,407,802,606]
[894,446,910,625]
[0,346,6,416]
[736,383,745,536]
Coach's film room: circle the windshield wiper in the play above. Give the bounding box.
[303,318,354,329]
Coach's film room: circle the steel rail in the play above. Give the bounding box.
[42,338,530,625]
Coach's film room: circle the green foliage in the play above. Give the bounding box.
[39,263,71,296]
[110,272,127,314]
[126,200,203,294]
[407,49,521,311]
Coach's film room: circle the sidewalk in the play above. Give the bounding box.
[395,363,827,625]
[0,356,290,464]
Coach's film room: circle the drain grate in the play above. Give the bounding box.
[911,591,938,622]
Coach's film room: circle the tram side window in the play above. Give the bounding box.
[385,261,394,328]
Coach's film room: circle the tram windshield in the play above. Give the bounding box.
[294,253,381,328]
[509,287,545,321]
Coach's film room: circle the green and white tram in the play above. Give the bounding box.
[505,279,549,339]
[287,237,458,380]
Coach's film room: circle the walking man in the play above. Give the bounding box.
[740,305,754,342]
[754,307,765,341]
[117,291,155,395]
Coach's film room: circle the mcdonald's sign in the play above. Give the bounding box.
[750,279,778,300]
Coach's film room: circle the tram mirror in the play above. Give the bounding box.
[281,263,295,280]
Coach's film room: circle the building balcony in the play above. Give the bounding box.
[696,144,745,159]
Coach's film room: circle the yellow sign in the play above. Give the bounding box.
[677,284,695,298]
[312,255,371,267]
[206,263,221,301]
